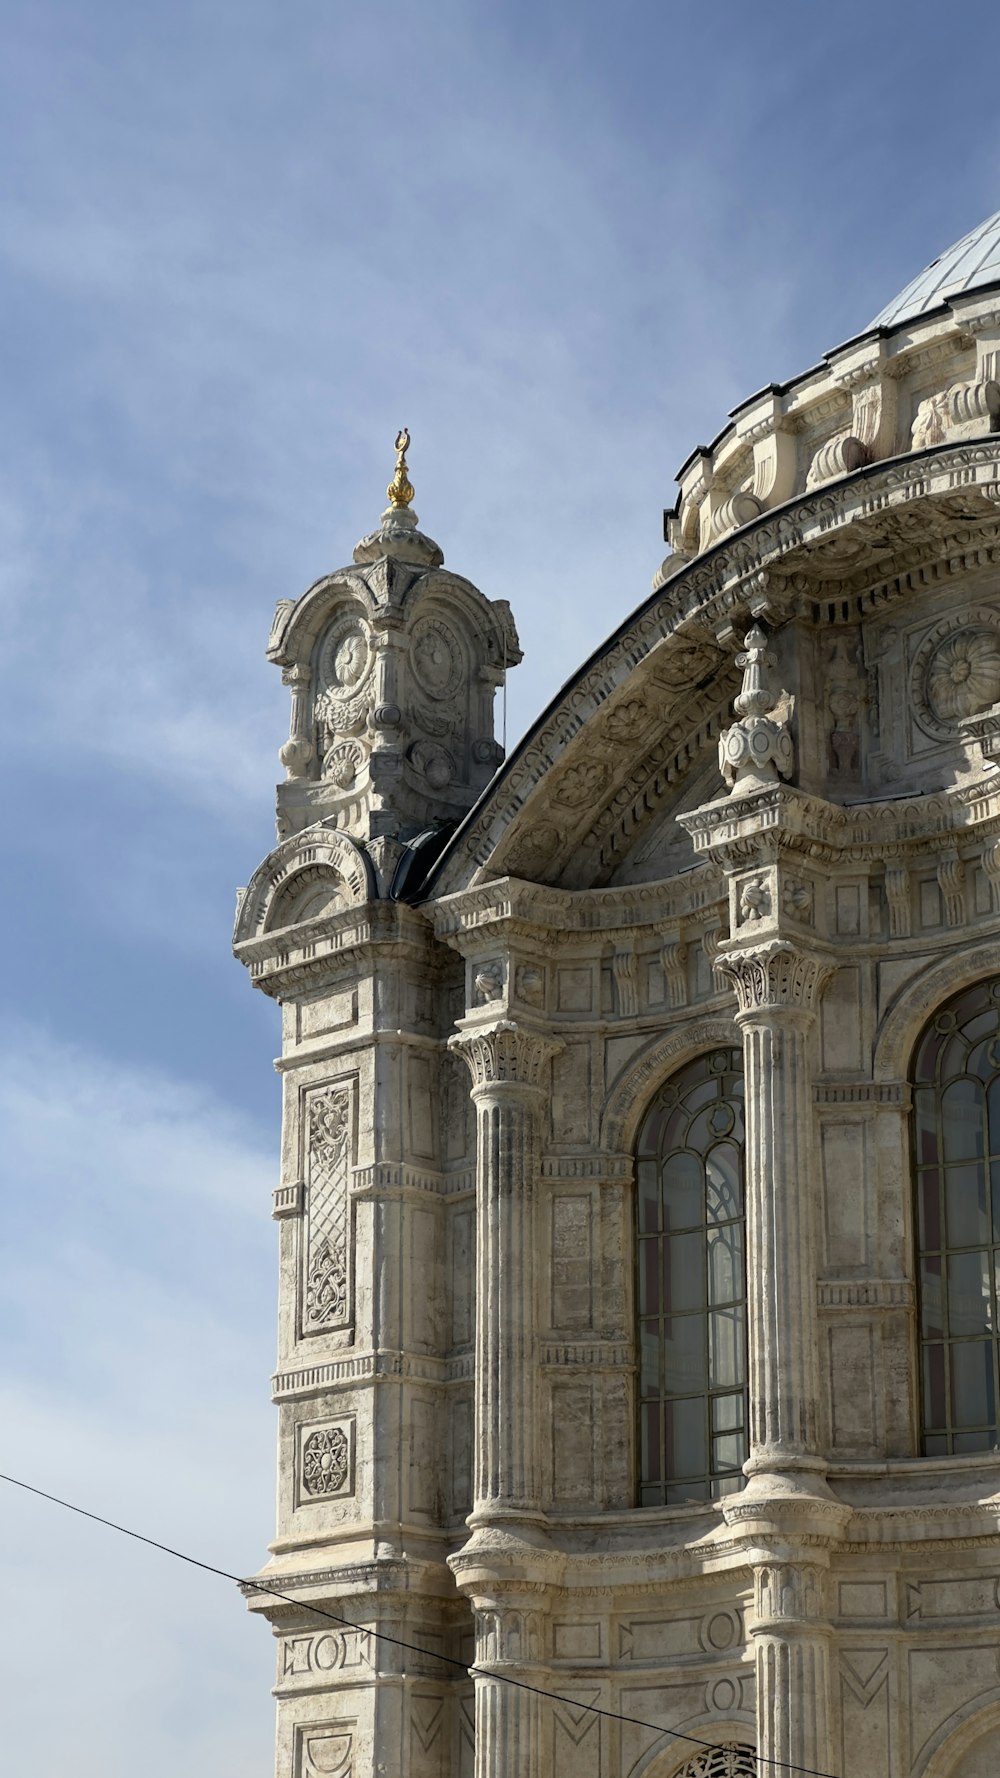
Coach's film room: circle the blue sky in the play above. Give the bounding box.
[1,3,998,1772]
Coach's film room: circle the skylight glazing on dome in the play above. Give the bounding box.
[869,209,1000,329]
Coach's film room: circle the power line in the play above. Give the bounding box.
[0,1470,844,1778]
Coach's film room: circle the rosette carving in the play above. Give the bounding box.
[301,1425,350,1497]
[926,629,1000,722]
[411,616,462,701]
[912,616,1000,738]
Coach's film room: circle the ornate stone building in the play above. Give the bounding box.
[235,218,1000,1778]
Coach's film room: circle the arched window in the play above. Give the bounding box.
[914,980,1000,1455]
[636,1049,747,1505]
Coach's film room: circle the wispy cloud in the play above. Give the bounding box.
[0,1024,276,1776]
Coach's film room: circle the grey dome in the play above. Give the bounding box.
[869,209,1000,329]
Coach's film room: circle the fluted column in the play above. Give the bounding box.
[449,1019,562,1516]
[449,1018,561,1778]
[718,941,842,1778]
[753,1560,833,1778]
[470,1598,546,1778]
[719,943,832,1473]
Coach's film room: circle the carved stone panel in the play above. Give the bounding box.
[303,1088,353,1337]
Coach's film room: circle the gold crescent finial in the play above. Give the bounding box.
[387,427,415,509]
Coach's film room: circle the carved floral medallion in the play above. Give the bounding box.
[911,613,1000,738]
[411,616,463,701]
[301,1425,350,1497]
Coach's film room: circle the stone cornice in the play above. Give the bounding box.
[680,777,1000,868]
[235,898,435,1000]
[430,868,723,946]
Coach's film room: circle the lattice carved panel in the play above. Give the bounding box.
[303,1088,353,1335]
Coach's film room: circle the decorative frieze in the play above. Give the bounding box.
[817,1279,913,1310]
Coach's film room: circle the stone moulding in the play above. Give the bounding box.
[816,1279,913,1310]
[599,1016,740,1153]
[235,819,374,944]
[873,935,1000,1080]
[429,441,1000,896]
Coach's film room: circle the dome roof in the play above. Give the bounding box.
[869,209,1000,329]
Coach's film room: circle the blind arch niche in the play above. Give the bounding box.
[636,1048,748,1505]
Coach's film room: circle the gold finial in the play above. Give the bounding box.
[386,427,415,509]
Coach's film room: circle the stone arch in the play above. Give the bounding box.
[913,1691,1000,1778]
[270,572,378,667]
[873,939,1000,1082]
[234,823,373,943]
[600,1016,740,1154]
[627,1722,755,1778]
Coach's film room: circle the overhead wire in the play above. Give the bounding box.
[0,1469,847,1778]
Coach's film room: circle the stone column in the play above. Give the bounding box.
[751,1557,834,1778]
[718,941,843,1778]
[450,1018,561,1516]
[450,1018,561,1778]
[720,942,831,1474]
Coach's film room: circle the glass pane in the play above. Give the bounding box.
[918,1171,942,1250]
[637,1160,660,1233]
[949,1342,995,1429]
[640,1401,661,1481]
[923,1433,948,1456]
[913,1088,940,1164]
[989,1077,1000,1158]
[665,1231,705,1313]
[964,1009,996,1044]
[666,1479,709,1505]
[706,1142,742,1223]
[953,1430,994,1454]
[687,1106,720,1153]
[922,1343,947,1430]
[662,1151,703,1231]
[636,1107,666,1157]
[914,1031,946,1086]
[946,1251,992,1336]
[919,1256,945,1338]
[639,1324,661,1396]
[711,1393,744,1432]
[663,1316,707,1395]
[683,1078,717,1115]
[945,1164,989,1249]
[707,1223,744,1306]
[942,1078,985,1163]
[713,1474,742,1498]
[709,1305,746,1388]
[665,1396,706,1479]
[639,1238,661,1315]
[712,1431,745,1472]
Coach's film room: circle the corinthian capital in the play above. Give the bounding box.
[717,940,834,1018]
[449,1020,563,1095]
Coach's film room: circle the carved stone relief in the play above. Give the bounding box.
[297,1724,355,1778]
[300,1422,353,1499]
[910,611,1000,740]
[304,1089,352,1334]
